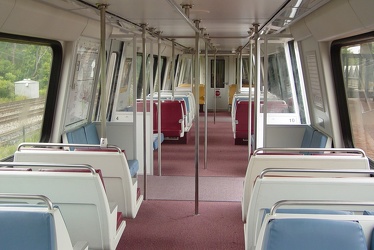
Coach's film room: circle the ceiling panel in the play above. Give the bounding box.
[36,0,309,51]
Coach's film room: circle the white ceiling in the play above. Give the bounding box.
[87,0,286,51]
[37,0,329,52]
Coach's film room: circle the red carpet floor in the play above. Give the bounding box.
[117,112,247,249]
[117,200,244,249]
[154,111,249,177]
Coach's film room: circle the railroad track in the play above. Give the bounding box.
[0,98,45,147]
[0,98,45,114]
[0,107,44,125]
[0,120,42,147]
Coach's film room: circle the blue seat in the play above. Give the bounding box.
[153,133,164,150]
[0,210,56,250]
[127,159,139,177]
[310,130,328,148]
[301,126,315,148]
[64,122,139,177]
[262,218,367,250]
[84,122,100,144]
[66,127,87,144]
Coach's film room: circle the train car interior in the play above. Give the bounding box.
[0,0,373,249]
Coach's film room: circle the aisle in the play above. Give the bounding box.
[119,111,246,249]
[138,175,243,201]
[153,111,249,177]
[118,200,244,250]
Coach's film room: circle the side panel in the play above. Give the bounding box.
[299,37,332,137]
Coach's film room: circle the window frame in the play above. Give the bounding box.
[0,32,62,144]
[331,31,374,148]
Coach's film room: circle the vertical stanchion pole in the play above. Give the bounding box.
[213,51,217,124]
[263,36,268,148]
[141,24,148,200]
[98,4,108,147]
[149,35,154,176]
[239,48,243,89]
[248,38,253,157]
[204,40,208,169]
[194,19,200,215]
[237,51,240,88]
[253,23,259,150]
[132,35,137,164]
[157,32,162,176]
[172,40,175,98]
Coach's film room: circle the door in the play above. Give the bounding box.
[207,57,229,111]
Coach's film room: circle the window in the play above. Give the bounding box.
[153,56,166,92]
[0,33,61,160]
[115,57,133,111]
[258,40,307,124]
[333,32,374,158]
[64,38,99,128]
[242,57,253,88]
[211,58,225,88]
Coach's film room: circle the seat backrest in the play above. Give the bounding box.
[235,100,249,132]
[63,122,101,148]
[245,176,374,250]
[0,202,83,250]
[65,126,87,145]
[160,100,184,136]
[300,126,315,148]
[310,129,328,148]
[235,101,256,136]
[0,209,56,250]
[0,169,125,249]
[84,123,100,144]
[174,97,191,126]
[242,152,369,221]
[261,218,367,250]
[14,148,142,218]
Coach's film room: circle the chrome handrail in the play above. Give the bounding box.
[0,162,96,174]
[259,168,374,178]
[17,142,122,153]
[270,199,374,215]
[0,193,54,210]
[253,147,366,157]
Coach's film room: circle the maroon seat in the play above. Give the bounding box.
[160,100,184,137]
[235,101,255,144]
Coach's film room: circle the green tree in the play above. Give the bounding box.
[0,41,52,100]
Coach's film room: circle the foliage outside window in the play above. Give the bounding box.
[0,40,52,160]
